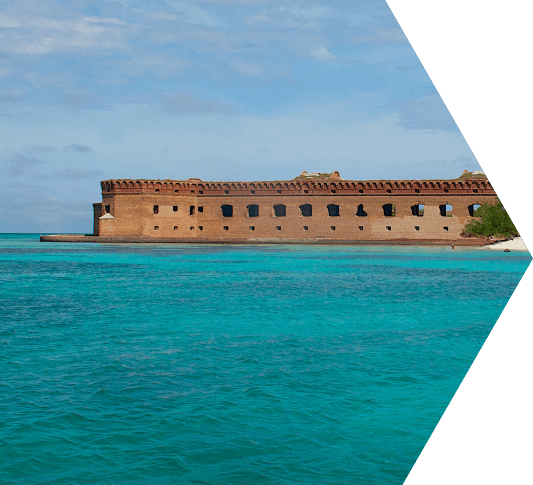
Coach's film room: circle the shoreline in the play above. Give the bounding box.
[40,234,490,246]
[482,237,529,251]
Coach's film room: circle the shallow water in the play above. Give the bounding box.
[1,234,530,484]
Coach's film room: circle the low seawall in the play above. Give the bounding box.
[40,234,489,246]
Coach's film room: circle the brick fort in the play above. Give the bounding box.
[51,169,495,245]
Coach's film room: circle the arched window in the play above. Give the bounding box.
[468,203,481,217]
[327,204,340,217]
[357,204,367,217]
[439,204,453,217]
[247,204,259,217]
[221,205,233,217]
[273,204,286,217]
[300,204,312,217]
[411,204,424,216]
[383,204,396,217]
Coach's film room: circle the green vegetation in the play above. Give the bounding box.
[463,198,519,238]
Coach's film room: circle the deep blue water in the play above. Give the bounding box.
[1,234,530,484]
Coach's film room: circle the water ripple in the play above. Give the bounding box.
[0,235,530,484]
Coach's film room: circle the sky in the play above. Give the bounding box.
[0,0,481,233]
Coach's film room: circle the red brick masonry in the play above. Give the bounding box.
[46,174,496,245]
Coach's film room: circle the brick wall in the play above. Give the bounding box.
[94,179,496,241]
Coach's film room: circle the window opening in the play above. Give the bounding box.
[173,206,178,212]
[300,204,312,217]
[411,204,424,216]
[251,190,255,194]
[155,189,160,193]
[303,226,308,231]
[221,205,233,217]
[443,226,449,231]
[105,205,110,213]
[153,205,159,214]
[327,204,340,217]
[224,190,229,194]
[358,226,364,231]
[250,226,255,231]
[199,190,203,194]
[304,189,309,194]
[190,226,194,231]
[198,226,203,231]
[154,226,159,230]
[190,206,195,215]
[386,226,391,231]
[198,207,204,213]
[223,226,229,231]
[173,226,178,231]
[415,226,420,231]
[273,204,286,217]
[383,204,396,217]
[276,226,281,231]
[356,204,367,217]
[439,204,453,217]
[277,189,282,194]
[247,204,259,217]
[331,226,336,231]
[468,203,482,217]
[331,189,336,194]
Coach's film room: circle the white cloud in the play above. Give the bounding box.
[55,167,103,178]
[186,7,221,27]
[247,14,272,24]
[159,92,238,115]
[290,6,333,19]
[310,46,337,61]
[82,16,127,25]
[374,27,408,44]
[230,59,265,77]
[385,95,458,131]
[0,0,464,232]
[0,192,94,233]
[116,54,190,80]
[172,3,221,28]
[0,18,22,28]
[2,15,132,54]
[349,27,409,46]
[229,58,290,79]
[147,12,179,21]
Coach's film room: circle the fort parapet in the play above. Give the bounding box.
[68,171,496,244]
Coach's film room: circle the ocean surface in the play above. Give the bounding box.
[1,234,530,484]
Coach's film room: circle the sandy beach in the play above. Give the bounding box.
[483,237,529,251]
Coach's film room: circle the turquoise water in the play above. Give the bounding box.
[1,234,530,484]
